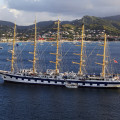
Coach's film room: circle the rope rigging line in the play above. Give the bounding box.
[87,44,98,58]
[14,43,28,71]
[61,44,74,60]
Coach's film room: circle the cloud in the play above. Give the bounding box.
[4,0,120,17]
[0,0,120,25]
[0,6,78,25]
[0,5,15,22]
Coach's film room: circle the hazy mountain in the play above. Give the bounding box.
[1,15,120,36]
[103,15,120,22]
[0,20,14,27]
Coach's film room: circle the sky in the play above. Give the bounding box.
[0,0,120,25]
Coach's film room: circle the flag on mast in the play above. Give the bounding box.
[113,59,118,63]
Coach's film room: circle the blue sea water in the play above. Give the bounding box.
[0,42,120,120]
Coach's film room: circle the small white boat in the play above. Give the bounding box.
[0,47,3,49]
[65,82,78,88]
[7,43,12,46]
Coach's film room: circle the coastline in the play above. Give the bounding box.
[0,40,119,43]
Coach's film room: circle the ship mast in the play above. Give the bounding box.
[96,33,107,78]
[29,19,37,73]
[11,23,16,72]
[102,33,107,77]
[50,19,60,74]
[72,24,85,75]
[33,19,37,73]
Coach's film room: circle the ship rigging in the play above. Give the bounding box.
[0,19,120,88]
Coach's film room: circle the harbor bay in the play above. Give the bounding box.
[0,42,120,120]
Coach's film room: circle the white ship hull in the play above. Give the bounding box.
[1,72,120,88]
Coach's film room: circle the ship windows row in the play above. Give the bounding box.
[9,76,108,86]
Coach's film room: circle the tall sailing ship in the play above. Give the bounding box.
[0,19,120,88]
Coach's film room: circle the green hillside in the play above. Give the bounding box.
[69,16,120,35]
[1,15,120,40]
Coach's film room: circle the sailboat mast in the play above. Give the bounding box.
[72,24,85,75]
[11,23,16,72]
[33,19,37,73]
[55,19,60,74]
[79,24,84,75]
[96,33,107,78]
[102,33,107,77]
[50,19,60,74]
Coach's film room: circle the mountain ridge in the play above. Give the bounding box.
[1,15,120,37]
